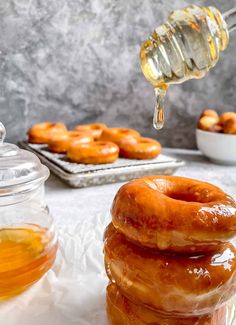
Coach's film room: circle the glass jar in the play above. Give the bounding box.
[0,122,57,300]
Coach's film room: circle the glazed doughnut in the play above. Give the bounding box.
[200,109,219,119]
[67,141,119,164]
[219,112,236,126]
[111,176,236,253]
[223,117,236,134]
[48,131,93,153]
[74,123,107,140]
[119,137,161,160]
[28,122,67,144]
[197,116,219,131]
[107,283,227,325]
[104,223,236,316]
[100,127,140,145]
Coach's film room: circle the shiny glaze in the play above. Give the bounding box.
[74,123,107,140]
[104,224,236,316]
[119,137,161,160]
[48,130,93,153]
[67,141,119,164]
[100,128,140,146]
[28,122,67,144]
[107,283,227,325]
[111,176,236,253]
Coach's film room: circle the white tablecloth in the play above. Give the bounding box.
[1,149,236,325]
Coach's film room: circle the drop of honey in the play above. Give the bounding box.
[153,86,167,130]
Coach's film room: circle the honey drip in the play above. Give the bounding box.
[140,5,229,129]
[0,225,57,300]
[153,87,167,130]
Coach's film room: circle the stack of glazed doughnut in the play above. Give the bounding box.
[104,175,236,325]
[27,122,161,164]
[198,110,236,134]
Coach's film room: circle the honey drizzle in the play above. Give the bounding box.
[140,5,229,130]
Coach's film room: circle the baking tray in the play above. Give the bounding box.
[19,141,185,188]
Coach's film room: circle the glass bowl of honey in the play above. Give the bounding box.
[0,122,57,300]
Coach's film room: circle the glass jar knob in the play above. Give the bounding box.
[0,122,6,144]
[0,122,18,156]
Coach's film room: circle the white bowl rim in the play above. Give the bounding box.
[196,128,236,138]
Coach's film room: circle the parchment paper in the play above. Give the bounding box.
[0,212,109,325]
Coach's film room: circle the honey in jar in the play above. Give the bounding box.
[0,122,57,299]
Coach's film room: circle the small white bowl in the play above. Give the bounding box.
[196,129,236,165]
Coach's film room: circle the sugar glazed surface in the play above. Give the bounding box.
[104,176,236,324]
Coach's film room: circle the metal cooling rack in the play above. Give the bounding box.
[19,141,185,188]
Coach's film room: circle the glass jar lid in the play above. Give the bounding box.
[0,122,49,194]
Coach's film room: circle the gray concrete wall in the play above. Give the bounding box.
[0,0,235,148]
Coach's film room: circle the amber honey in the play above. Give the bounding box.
[0,225,57,300]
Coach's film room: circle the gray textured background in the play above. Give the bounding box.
[0,0,235,148]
